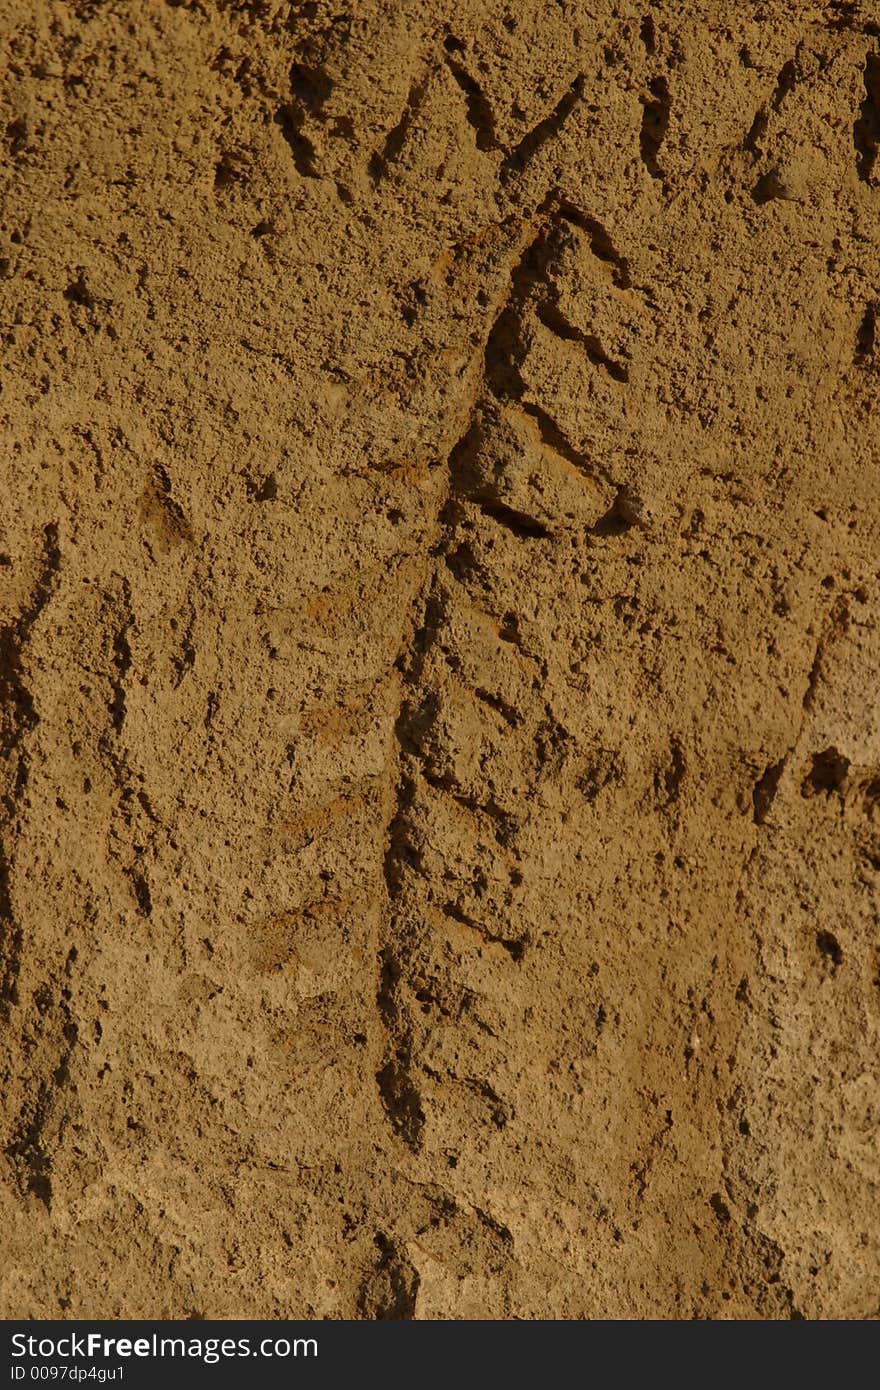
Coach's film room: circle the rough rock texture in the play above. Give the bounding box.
[1,0,879,1320]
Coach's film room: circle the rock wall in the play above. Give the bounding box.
[1,0,879,1318]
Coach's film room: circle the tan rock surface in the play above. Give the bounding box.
[1,0,879,1319]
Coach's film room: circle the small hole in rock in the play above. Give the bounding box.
[802,747,849,797]
[815,929,843,970]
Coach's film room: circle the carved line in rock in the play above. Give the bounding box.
[374,191,638,1155]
